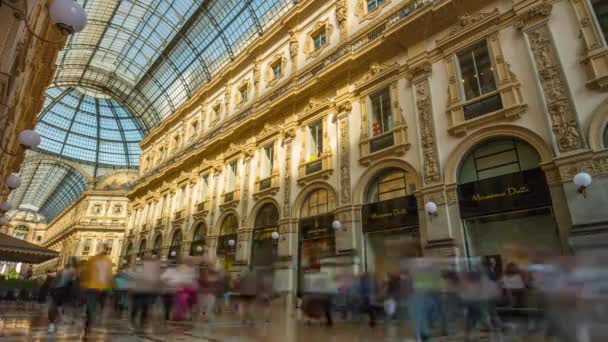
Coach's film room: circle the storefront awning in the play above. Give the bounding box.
[0,233,58,264]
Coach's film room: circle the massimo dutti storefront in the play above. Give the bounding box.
[457,138,562,270]
[361,168,421,279]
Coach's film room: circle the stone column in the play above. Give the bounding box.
[237,148,254,264]
[407,61,460,256]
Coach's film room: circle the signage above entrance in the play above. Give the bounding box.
[300,214,334,240]
[362,195,418,232]
[458,168,551,219]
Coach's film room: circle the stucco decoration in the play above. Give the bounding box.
[336,0,348,39]
[282,129,295,218]
[447,10,500,37]
[337,102,352,205]
[414,78,440,185]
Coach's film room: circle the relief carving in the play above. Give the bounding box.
[415,81,440,184]
[527,27,583,152]
[356,62,399,87]
[338,113,351,204]
[282,138,293,217]
[448,9,500,37]
[289,30,298,60]
[336,0,348,39]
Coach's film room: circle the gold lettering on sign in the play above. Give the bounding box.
[471,186,530,201]
[370,208,408,219]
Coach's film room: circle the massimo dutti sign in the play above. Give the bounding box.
[362,195,418,232]
[300,214,334,240]
[458,168,551,219]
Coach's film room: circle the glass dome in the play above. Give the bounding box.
[35,86,144,167]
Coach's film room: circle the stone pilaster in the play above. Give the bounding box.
[515,2,586,154]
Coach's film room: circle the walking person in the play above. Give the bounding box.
[48,257,78,333]
[80,244,114,336]
[126,256,161,333]
[359,272,377,327]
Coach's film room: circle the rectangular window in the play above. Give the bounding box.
[113,205,122,214]
[227,162,237,192]
[212,105,220,123]
[591,0,608,41]
[178,186,186,210]
[200,176,209,202]
[240,87,248,102]
[105,239,114,256]
[272,63,282,79]
[82,239,92,256]
[262,145,274,178]
[313,31,327,50]
[93,205,101,214]
[367,0,385,12]
[160,195,167,216]
[308,121,323,161]
[370,87,393,136]
[456,40,497,101]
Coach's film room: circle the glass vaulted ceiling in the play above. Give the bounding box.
[36,86,144,167]
[54,0,295,131]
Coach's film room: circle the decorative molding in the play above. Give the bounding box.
[355,62,400,89]
[513,1,553,31]
[414,79,441,184]
[448,10,499,37]
[266,53,287,86]
[256,123,283,143]
[338,111,352,205]
[355,0,391,22]
[282,137,293,218]
[289,30,299,61]
[525,25,584,152]
[436,9,501,50]
[336,0,348,40]
[304,19,333,59]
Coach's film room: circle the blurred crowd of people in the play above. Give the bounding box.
[2,244,608,341]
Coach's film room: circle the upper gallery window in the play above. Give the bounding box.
[313,30,327,50]
[82,238,92,256]
[308,121,323,161]
[226,161,238,192]
[113,204,122,214]
[370,87,393,136]
[93,204,102,214]
[456,40,497,101]
[190,121,198,140]
[178,186,186,210]
[199,175,209,202]
[367,0,385,13]
[591,0,608,41]
[262,144,274,178]
[239,85,248,103]
[105,239,114,255]
[212,104,221,123]
[272,61,282,79]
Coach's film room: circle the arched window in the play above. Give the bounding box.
[125,242,133,256]
[603,125,608,148]
[13,226,29,240]
[190,223,206,256]
[458,138,541,184]
[365,168,416,204]
[300,189,335,218]
[152,235,163,256]
[138,239,147,257]
[255,203,280,229]
[220,215,238,235]
[169,230,183,259]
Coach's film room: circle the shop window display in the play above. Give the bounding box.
[217,214,238,271]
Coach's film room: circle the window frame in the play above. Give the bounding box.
[226,161,238,193]
[455,39,499,102]
[307,120,324,162]
[368,86,394,137]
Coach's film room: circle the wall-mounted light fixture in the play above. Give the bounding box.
[425,201,438,218]
[6,175,21,189]
[573,172,592,198]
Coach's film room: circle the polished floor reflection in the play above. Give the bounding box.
[0,304,547,341]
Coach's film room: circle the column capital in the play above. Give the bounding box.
[514,0,553,32]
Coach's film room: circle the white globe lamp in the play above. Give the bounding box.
[196,245,203,252]
[228,239,235,247]
[18,130,41,149]
[0,202,12,212]
[332,220,341,230]
[170,250,176,257]
[6,175,21,189]
[49,0,88,34]
[425,201,438,217]
[271,231,279,240]
[573,172,592,197]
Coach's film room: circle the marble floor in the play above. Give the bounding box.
[0,304,543,342]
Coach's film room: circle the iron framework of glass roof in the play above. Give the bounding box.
[7,159,89,223]
[54,0,295,131]
[36,86,143,167]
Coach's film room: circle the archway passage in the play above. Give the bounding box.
[152,235,163,257]
[361,168,420,279]
[251,203,280,269]
[138,239,147,258]
[190,223,206,256]
[217,214,238,271]
[169,230,183,260]
[456,138,562,278]
[298,188,336,294]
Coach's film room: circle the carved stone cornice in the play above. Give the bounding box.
[414,79,441,185]
[256,123,283,143]
[555,150,608,181]
[289,30,298,61]
[354,62,400,90]
[513,1,553,32]
[436,9,500,49]
[405,61,432,83]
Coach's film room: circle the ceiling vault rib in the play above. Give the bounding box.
[109,100,132,168]
[203,11,235,60]
[77,1,123,85]
[246,0,263,36]
[133,1,212,90]
[58,88,85,156]
[12,160,42,208]
[94,97,101,179]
